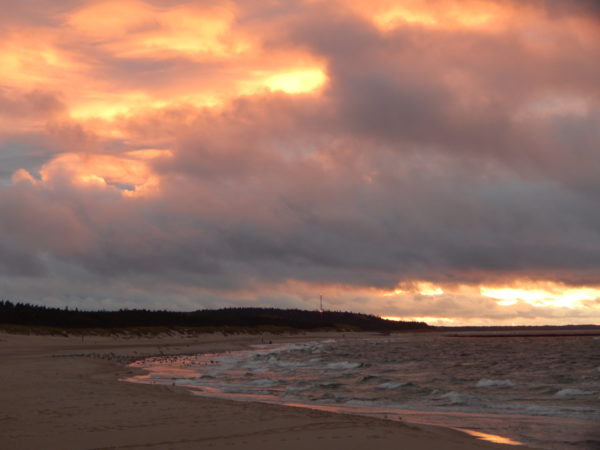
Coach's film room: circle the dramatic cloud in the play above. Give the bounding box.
[1,0,600,324]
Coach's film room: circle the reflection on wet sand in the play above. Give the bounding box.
[461,430,523,446]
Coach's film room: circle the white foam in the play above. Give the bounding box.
[377,382,407,390]
[240,361,268,372]
[440,391,482,406]
[263,356,307,368]
[285,385,310,392]
[326,361,361,370]
[476,379,516,388]
[555,388,596,397]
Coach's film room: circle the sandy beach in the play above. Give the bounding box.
[0,331,534,450]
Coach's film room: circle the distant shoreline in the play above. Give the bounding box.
[2,301,598,336]
[2,322,599,338]
[438,327,600,338]
[446,331,600,338]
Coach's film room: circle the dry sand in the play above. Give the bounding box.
[0,331,535,450]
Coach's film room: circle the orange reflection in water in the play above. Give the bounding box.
[350,0,512,32]
[461,429,523,446]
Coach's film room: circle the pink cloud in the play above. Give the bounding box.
[1,0,599,324]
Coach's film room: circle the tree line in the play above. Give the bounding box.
[0,301,430,332]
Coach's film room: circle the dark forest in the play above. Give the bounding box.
[0,301,429,333]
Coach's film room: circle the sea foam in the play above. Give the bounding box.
[326,361,362,370]
[555,388,596,397]
[377,381,408,390]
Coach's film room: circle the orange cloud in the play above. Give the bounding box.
[349,0,515,32]
[481,281,600,309]
[1,0,327,127]
[0,31,80,88]
[241,67,328,95]
[382,281,445,297]
[14,150,171,197]
[68,1,247,59]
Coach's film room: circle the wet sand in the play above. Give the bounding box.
[0,331,535,450]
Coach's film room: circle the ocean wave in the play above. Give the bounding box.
[439,391,483,406]
[359,375,380,383]
[268,358,306,368]
[319,381,343,389]
[285,385,310,392]
[555,388,596,397]
[486,402,600,420]
[130,334,600,450]
[326,361,362,370]
[476,378,516,388]
[377,382,408,390]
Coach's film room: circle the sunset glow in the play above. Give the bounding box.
[257,68,328,94]
[14,150,171,197]
[2,0,600,325]
[383,282,445,297]
[481,283,600,309]
[371,3,500,31]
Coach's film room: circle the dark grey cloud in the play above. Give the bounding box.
[0,238,45,276]
[6,99,600,291]
[531,0,600,19]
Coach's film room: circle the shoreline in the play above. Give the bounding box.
[0,331,534,450]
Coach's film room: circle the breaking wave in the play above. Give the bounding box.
[129,334,600,450]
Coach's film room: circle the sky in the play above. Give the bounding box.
[1,0,600,325]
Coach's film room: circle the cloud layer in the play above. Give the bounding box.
[1,0,600,324]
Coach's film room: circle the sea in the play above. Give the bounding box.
[127,333,600,449]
